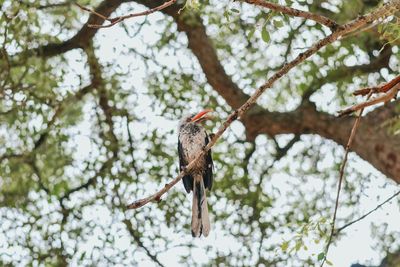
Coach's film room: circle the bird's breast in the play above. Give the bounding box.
[179,125,207,167]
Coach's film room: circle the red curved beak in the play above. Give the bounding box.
[191,109,213,123]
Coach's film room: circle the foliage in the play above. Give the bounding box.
[0,0,399,266]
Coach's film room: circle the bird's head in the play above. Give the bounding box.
[179,109,214,128]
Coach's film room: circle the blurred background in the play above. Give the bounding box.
[0,0,399,266]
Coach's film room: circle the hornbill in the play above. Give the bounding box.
[178,110,214,237]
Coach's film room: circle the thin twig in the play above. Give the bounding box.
[335,189,400,235]
[320,91,373,267]
[338,79,400,117]
[240,0,338,30]
[29,159,50,194]
[123,219,166,267]
[353,75,400,96]
[126,1,398,210]
[75,0,177,29]
[38,2,70,10]
[126,115,140,177]
[75,3,110,21]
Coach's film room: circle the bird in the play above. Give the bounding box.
[178,109,214,237]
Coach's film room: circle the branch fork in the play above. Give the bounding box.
[338,75,400,117]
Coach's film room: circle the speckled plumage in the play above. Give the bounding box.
[178,114,213,237]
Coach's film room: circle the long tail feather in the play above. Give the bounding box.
[191,180,202,237]
[201,188,210,237]
[191,176,210,237]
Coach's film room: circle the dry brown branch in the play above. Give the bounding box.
[338,76,400,117]
[126,1,398,210]
[75,3,109,21]
[240,0,338,30]
[75,0,176,28]
[352,85,382,96]
[354,74,400,96]
[321,91,372,267]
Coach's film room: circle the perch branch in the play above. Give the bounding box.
[76,0,176,28]
[126,0,398,210]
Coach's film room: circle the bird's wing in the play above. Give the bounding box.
[178,137,193,193]
[203,134,213,190]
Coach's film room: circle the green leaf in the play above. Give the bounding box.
[317,223,325,236]
[273,20,284,28]
[295,240,302,251]
[281,241,289,252]
[230,8,240,13]
[318,252,325,261]
[223,10,230,22]
[186,0,200,10]
[326,259,333,265]
[248,27,256,39]
[261,25,270,43]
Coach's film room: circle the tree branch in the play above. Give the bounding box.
[240,0,339,30]
[59,177,96,203]
[28,158,51,194]
[338,77,400,117]
[335,189,400,235]
[60,44,117,204]
[32,84,94,150]
[127,1,398,209]
[274,134,301,160]
[123,219,166,267]
[76,0,177,28]
[354,74,400,96]
[16,0,127,59]
[321,91,372,267]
